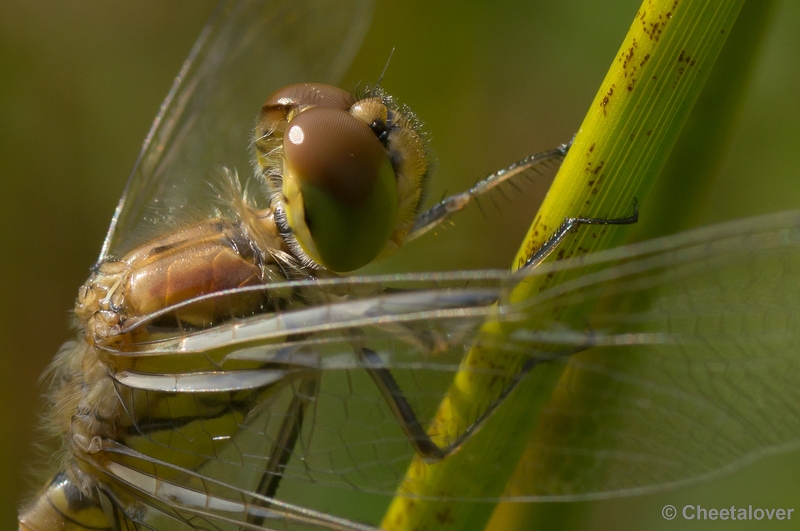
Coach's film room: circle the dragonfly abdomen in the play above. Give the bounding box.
[18,471,111,531]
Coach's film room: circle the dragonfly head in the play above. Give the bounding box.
[254,83,428,272]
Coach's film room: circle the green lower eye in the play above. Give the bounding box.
[282,106,399,272]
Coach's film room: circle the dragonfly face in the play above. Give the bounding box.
[17,1,800,531]
[254,83,427,272]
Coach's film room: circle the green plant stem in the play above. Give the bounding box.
[381,1,746,530]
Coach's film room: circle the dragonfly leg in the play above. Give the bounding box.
[361,338,594,463]
[523,199,639,270]
[248,372,319,526]
[406,142,571,243]
[360,347,448,460]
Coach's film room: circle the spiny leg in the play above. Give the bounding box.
[359,347,447,461]
[364,202,637,462]
[406,142,571,242]
[361,341,592,462]
[523,199,639,270]
[361,345,537,462]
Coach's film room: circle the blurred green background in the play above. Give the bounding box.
[1,1,799,529]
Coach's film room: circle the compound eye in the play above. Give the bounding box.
[264,83,354,111]
[282,106,398,272]
[257,83,355,140]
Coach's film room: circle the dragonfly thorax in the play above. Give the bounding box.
[75,214,301,346]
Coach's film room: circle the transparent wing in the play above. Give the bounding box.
[100,0,374,260]
[500,209,800,501]
[88,209,800,522]
[83,445,383,531]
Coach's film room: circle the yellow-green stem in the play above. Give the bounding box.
[382,1,745,530]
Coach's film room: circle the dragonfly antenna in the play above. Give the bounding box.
[376,48,396,88]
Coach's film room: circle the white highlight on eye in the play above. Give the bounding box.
[288,125,304,145]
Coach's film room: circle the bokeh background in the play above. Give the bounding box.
[1,1,799,529]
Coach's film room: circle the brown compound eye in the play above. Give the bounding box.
[255,84,358,186]
[281,106,398,272]
[259,83,355,134]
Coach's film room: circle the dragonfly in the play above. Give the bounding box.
[18,0,800,530]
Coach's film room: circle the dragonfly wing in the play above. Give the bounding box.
[100,0,374,260]
[83,446,381,530]
[97,278,511,504]
[94,210,800,515]
[496,209,800,500]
